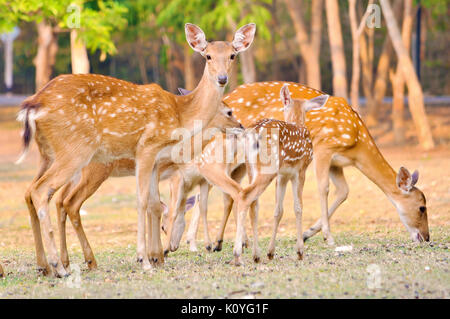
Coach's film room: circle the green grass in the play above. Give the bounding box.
[1,227,448,299]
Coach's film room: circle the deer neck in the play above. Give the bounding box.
[176,65,224,135]
[286,106,306,127]
[355,144,403,205]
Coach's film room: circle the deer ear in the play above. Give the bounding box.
[280,84,292,108]
[185,23,208,53]
[303,94,329,112]
[178,87,191,95]
[184,195,196,212]
[411,170,419,186]
[232,23,256,52]
[397,167,414,192]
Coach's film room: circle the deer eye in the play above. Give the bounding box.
[230,54,235,60]
[206,55,212,60]
[227,110,232,117]
[419,206,426,213]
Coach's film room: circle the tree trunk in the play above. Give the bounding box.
[349,0,373,112]
[240,48,256,83]
[34,21,58,90]
[325,0,347,98]
[366,0,402,126]
[366,35,393,126]
[270,0,280,80]
[391,0,414,144]
[360,24,375,111]
[229,62,239,91]
[380,0,434,149]
[162,35,178,93]
[184,44,196,90]
[70,29,90,74]
[136,37,148,84]
[285,0,323,89]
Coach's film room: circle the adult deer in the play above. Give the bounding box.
[215,81,429,248]
[17,23,256,277]
[232,85,328,265]
[54,104,243,270]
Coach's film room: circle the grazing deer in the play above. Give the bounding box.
[217,81,429,248]
[54,103,243,270]
[232,85,328,265]
[17,23,256,277]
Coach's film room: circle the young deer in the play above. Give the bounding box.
[162,128,247,254]
[17,23,256,277]
[54,104,242,270]
[219,81,429,247]
[232,85,328,265]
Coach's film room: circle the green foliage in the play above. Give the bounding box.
[69,1,129,55]
[157,0,272,44]
[0,0,128,56]
[419,0,449,30]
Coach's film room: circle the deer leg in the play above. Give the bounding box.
[186,195,200,252]
[267,176,288,260]
[55,182,74,269]
[293,171,306,260]
[212,164,246,252]
[213,193,233,252]
[146,155,165,266]
[136,153,158,270]
[62,163,113,270]
[234,173,274,266]
[303,166,348,241]
[249,199,261,263]
[25,157,51,276]
[313,152,334,245]
[199,182,212,251]
[162,173,181,235]
[29,154,93,278]
[164,180,187,255]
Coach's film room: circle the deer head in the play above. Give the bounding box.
[281,84,329,126]
[185,23,256,88]
[394,167,430,242]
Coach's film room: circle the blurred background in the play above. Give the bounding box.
[0,0,448,149]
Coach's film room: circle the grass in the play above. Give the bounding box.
[0,106,449,298]
[0,228,448,299]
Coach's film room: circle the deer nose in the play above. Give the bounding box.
[217,75,228,85]
[239,123,244,129]
[425,234,430,242]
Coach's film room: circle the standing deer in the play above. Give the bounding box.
[17,23,256,277]
[215,81,429,248]
[232,85,328,265]
[53,104,243,270]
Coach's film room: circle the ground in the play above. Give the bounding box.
[0,105,448,298]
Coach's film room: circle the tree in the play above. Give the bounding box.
[0,0,127,90]
[379,0,435,149]
[364,0,403,127]
[349,0,373,111]
[325,0,348,99]
[157,0,271,89]
[284,0,323,90]
[390,0,415,144]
